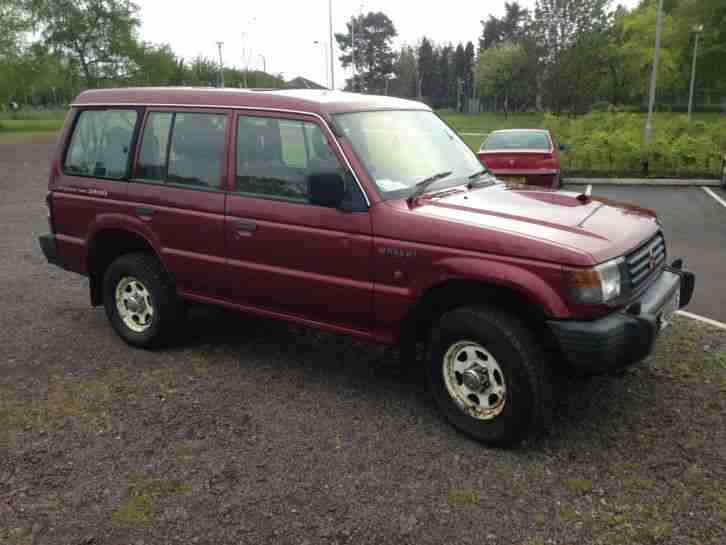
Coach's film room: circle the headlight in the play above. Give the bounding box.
[564,257,624,304]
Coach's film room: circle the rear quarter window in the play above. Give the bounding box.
[64,109,138,179]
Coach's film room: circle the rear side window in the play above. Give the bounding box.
[136,111,228,189]
[137,112,172,180]
[236,115,346,203]
[64,109,138,179]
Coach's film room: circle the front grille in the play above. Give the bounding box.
[626,232,666,290]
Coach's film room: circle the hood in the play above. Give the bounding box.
[389,184,660,266]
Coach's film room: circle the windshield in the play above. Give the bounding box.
[334,110,484,199]
[483,131,551,151]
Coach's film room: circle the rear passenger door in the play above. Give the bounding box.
[224,112,374,332]
[126,109,230,299]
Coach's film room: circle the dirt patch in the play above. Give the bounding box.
[1,137,725,545]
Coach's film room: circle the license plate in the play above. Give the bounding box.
[499,176,526,184]
[659,289,680,331]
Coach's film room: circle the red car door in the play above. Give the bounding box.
[125,108,230,299]
[224,111,374,334]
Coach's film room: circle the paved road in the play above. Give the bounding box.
[567,184,726,323]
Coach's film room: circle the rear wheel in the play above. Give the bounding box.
[426,306,551,446]
[721,160,726,189]
[103,253,182,348]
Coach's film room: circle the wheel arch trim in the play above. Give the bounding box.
[86,215,173,305]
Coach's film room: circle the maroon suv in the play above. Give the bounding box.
[39,88,695,446]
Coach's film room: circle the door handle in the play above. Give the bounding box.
[231,218,257,236]
[136,207,154,220]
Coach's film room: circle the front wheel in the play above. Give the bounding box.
[426,306,552,446]
[103,253,182,348]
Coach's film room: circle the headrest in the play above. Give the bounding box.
[173,117,225,159]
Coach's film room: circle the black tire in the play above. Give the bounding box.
[103,252,182,348]
[425,306,552,447]
[721,160,726,189]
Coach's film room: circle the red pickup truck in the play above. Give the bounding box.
[39,88,694,446]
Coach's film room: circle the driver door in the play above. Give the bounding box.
[223,111,374,333]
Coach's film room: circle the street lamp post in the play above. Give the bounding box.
[216,41,225,88]
[350,4,364,92]
[313,41,330,89]
[258,54,267,74]
[328,0,334,89]
[688,25,704,122]
[241,18,257,89]
[642,0,664,174]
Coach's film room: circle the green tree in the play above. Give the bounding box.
[391,45,417,98]
[673,0,726,98]
[30,0,141,86]
[186,56,218,87]
[479,2,530,51]
[599,6,632,105]
[463,41,476,97]
[0,0,30,58]
[620,3,678,100]
[417,37,434,98]
[335,11,397,93]
[475,41,529,116]
[532,0,611,113]
[130,43,178,86]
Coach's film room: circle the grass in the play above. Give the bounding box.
[439,110,724,136]
[112,494,153,526]
[564,478,594,495]
[440,111,545,133]
[0,118,65,132]
[111,471,192,526]
[0,109,67,133]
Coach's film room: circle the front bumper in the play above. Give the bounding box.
[547,260,695,374]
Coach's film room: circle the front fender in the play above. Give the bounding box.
[410,256,570,318]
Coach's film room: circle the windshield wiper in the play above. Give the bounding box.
[467,169,496,188]
[407,171,453,204]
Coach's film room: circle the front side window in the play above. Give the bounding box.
[334,110,483,199]
[236,115,348,204]
[136,111,227,189]
[65,109,138,179]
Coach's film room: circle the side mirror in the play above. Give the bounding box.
[559,143,569,152]
[309,172,346,208]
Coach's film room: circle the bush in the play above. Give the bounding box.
[591,101,612,112]
[543,111,723,177]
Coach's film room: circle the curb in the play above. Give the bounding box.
[677,310,726,332]
[565,177,721,187]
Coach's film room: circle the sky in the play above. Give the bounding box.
[135,0,639,89]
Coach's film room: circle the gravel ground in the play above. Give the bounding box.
[2,134,726,545]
